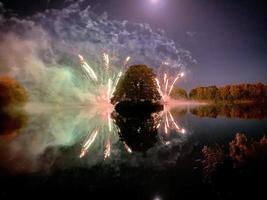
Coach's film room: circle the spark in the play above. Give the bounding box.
[155,71,187,138]
[164,123,168,134]
[163,73,167,85]
[77,53,127,159]
[108,112,112,132]
[126,56,131,63]
[107,78,112,100]
[168,111,182,132]
[168,72,185,95]
[80,129,99,158]
[157,71,185,98]
[78,54,84,62]
[111,71,122,96]
[124,56,131,69]
[124,142,132,154]
[157,109,187,141]
[166,112,170,128]
[165,79,169,93]
[103,53,110,69]
[78,54,98,81]
[104,138,111,160]
[155,78,163,96]
[165,141,171,145]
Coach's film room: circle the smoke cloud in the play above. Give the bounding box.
[0,1,191,173]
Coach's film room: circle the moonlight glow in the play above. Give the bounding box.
[150,0,160,4]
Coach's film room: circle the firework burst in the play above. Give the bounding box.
[78,53,130,159]
[155,72,185,102]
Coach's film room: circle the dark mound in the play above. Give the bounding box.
[115,100,163,117]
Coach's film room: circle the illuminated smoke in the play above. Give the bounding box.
[0,1,191,171]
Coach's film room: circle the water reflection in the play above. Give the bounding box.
[0,104,190,173]
[201,133,267,197]
[113,111,161,152]
[0,103,267,198]
[190,103,267,119]
[0,109,28,141]
[166,103,267,119]
[2,103,266,174]
[0,108,120,172]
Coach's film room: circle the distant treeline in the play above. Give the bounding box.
[171,83,267,102]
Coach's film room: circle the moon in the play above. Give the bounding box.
[150,0,160,4]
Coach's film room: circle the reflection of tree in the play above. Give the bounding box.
[0,76,28,108]
[0,110,28,141]
[0,108,121,173]
[113,111,160,152]
[202,145,225,176]
[169,107,187,117]
[191,103,267,119]
[202,133,267,178]
[191,105,219,118]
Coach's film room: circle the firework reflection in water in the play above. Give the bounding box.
[155,70,187,138]
[77,53,131,159]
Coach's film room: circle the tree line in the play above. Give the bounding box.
[171,83,267,102]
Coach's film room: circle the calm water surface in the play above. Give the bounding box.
[0,104,267,198]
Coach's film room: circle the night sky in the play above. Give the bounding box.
[1,0,267,90]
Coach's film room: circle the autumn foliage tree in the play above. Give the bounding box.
[170,87,188,99]
[111,65,161,104]
[189,83,267,102]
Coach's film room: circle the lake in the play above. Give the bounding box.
[0,103,267,198]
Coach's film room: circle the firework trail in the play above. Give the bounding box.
[156,72,185,99]
[104,138,111,160]
[157,107,186,136]
[124,142,133,154]
[103,53,110,69]
[168,72,185,96]
[80,129,99,158]
[78,54,98,81]
[123,56,131,70]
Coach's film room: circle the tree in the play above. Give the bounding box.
[206,86,219,100]
[264,86,267,101]
[189,88,197,99]
[230,85,241,100]
[219,85,231,101]
[170,87,188,99]
[111,65,161,104]
[189,83,267,102]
